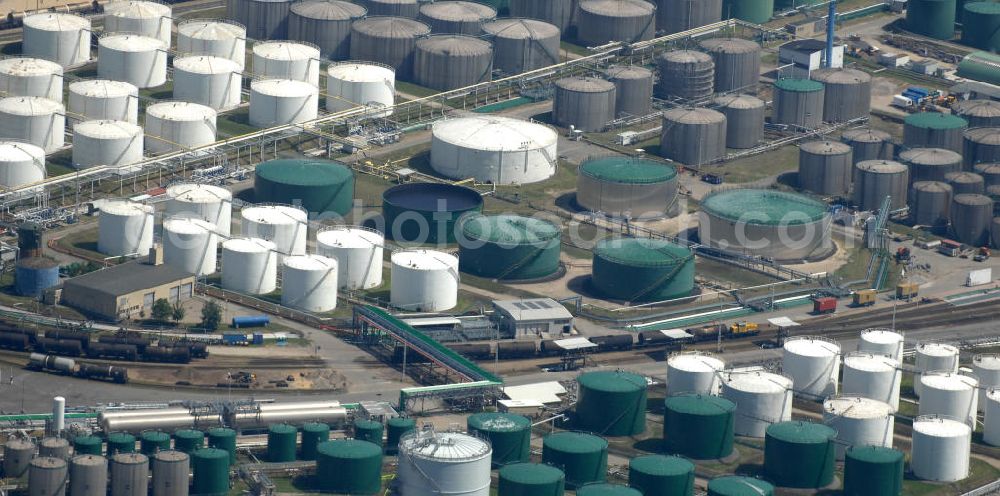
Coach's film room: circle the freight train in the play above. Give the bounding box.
[27,353,128,384]
[0,328,206,364]
[391,323,764,363]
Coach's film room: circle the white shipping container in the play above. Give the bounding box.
[967,268,992,287]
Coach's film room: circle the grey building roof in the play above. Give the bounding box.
[493,298,573,322]
[781,39,828,53]
[63,261,195,298]
[951,81,1000,100]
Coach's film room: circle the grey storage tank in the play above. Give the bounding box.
[419,1,496,34]
[660,107,727,166]
[577,0,656,45]
[509,0,576,31]
[714,94,764,149]
[953,99,1000,127]
[40,437,70,460]
[350,16,431,79]
[110,453,148,496]
[911,181,953,228]
[946,171,986,195]
[553,76,616,132]
[963,127,1000,167]
[358,0,418,16]
[413,35,492,90]
[151,451,189,496]
[975,163,1000,186]
[904,112,968,152]
[29,457,67,496]
[811,68,872,122]
[772,78,825,129]
[951,193,994,245]
[993,216,1000,247]
[605,65,654,118]
[842,128,893,164]
[288,0,366,60]
[698,38,761,92]
[658,0,722,34]
[70,455,108,496]
[900,148,963,183]
[656,50,714,101]
[853,160,910,211]
[226,0,293,39]
[483,18,560,75]
[4,438,35,477]
[798,140,853,196]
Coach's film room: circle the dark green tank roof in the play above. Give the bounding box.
[255,159,353,186]
[701,188,828,225]
[665,394,736,415]
[629,454,694,477]
[462,215,561,243]
[543,432,608,453]
[577,483,642,496]
[766,421,837,444]
[965,1,1000,13]
[594,238,692,267]
[905,112,968,130]
[578,370,647,393]
[499,462,565,484]
[774,78,824,92]
[468,412,532,431]
[580,157,677,184]
[316,439,383,459]
[845,445,904,463]
[708,476,774,496]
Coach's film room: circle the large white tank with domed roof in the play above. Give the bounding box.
[22,12,92,68]
[390,249,459,312]
[164,183,233,236]
[68,80,139,125]
[0,57,63,101]
[823,395,894,460]
[103,0,173,46]
[316,226,384,290]
[98,200,154,257]
[858,328,904,361]
[281,254,338,312]
[0,96,65,154]
[177,19,247,68]
[782,336,841,398]
[162,217,219,276]
[222,238,277,294]
[98,33,167,89]
[397,429,492,496]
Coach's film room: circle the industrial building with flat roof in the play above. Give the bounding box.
[492,298,573,338]
[61,254,196,321]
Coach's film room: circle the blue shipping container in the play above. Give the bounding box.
[231,315,270,328]
[252,333,264,345]
[223,333,248,344]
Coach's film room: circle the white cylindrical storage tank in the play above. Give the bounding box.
[973,354,1000,410]
[841,352,901,410]
[325,62,395,116]
[22,12,91,68]
[858,328,904,361]
[249,79,319,127]
[72,120,144,169]
[720,370,793,437]
[0,57,64,101]
[221,237,278,294]
[782,336,841,399]
[68,80,139,125]
[177,19,247,69]
[165,183,233,236]
[390,249,459,312]
[0,141,46,189]
[144,101,218,153]
[281,254,338,312]
[97,33,167,89]
[316,226,384,290]
[911,415,971,482]
[429,115,558,185]
[915,342,960,396]
[98,200,154,257]
[172,55,243,110]
[0,97,65,154]
[103,0,173,46]
[252,41,321,87]
[52,397,65,433]
[398,430,492,496]
[823,395,894,459]
[240,204,308,256]
[162,217,219,276]
[985,388,1000,446]
[666,351,724,396]
[918,371,979,427]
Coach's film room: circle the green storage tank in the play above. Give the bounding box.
[577,483,642,496]
[354,419,384,446]
[962,2,1000,50]
[958,51,1000,86]
[106,432,135,456]
[723,0,773,24]
[907,0,957,39]
[192,448,230,496]
[207,428,237,465]
[173,429,204,454]
[498,462,566,496]
[467,412,532,466]
[541,432,608,488]
[764,421,836,488]
[316,439,384,495]
[843,445,904,496]
[140,431,171,455]
[73,435,103,456]
[268,423,298,462]
[576,156,679,219]
[458,214,561,280]
[301,422,331,460]
[386,417,416,454]
[707,476,774,496]
[254,158,355,216]
[628,455,695,496]
[663,394,735,460]
[382,183,484,244]
[592,238,695,302]
[576,370,648,436]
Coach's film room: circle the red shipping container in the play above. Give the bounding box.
[813,297,837,314]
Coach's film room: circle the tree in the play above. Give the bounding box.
[200,301,222,331]
[171,303,186,325]
[151,298,172,322]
